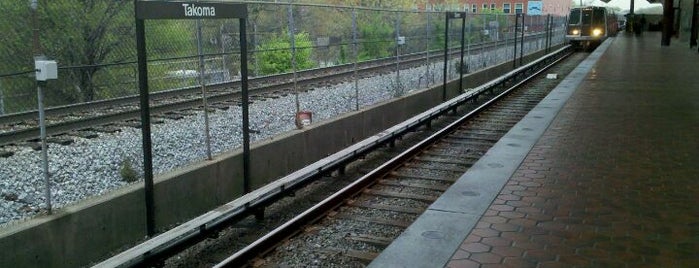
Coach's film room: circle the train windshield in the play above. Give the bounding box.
[569,9,581,24]
[592,8,606,28]
[582,10,592,24]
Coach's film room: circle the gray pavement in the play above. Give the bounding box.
[373,32,699,268]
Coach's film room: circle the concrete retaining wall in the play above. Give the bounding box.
[0,47,557,267]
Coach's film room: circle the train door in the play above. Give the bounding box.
[592,8,606,37]
[581,8,592,37]
[567,8,581,38]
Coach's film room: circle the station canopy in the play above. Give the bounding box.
[570,0,610,7]
[570,0,663,14]
[608,0,663,14]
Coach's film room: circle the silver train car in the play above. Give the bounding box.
[566,6,618,49]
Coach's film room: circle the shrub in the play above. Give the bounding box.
[257,31,316,75]
[120,158,139,183]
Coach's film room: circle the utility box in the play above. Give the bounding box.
[35,60,58,81]
[397,36,405,45]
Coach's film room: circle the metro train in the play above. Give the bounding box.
[566,6,618,49]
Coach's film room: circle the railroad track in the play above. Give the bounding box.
[0,50,427,147]
[214,49,585,268]
[0,33,548,150]
[0,53,445,149]
[95,45,582,267]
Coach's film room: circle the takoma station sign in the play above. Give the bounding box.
[136,1,246,20]
[182,3,216,17]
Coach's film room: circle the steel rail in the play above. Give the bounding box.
[0,50,430,126]
[94,45,571,268]
[0,51,436,146]
[213,45,572,267]
[0,31,549,127]
[1,34,550,147]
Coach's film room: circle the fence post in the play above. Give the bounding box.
[442,13,449,101]
[550,16,555,49]
[196,19,213,160]
[547,15,552,53]
[425,12,431,88]
[467,14,471,74]
[483,13,488,65]
[37,79,52,214]
[459,15,465,92]
[253,23,259,76]
[0,81,4,115]
[31,0,52,215]
[513,14,519,69]
[287,1,300,117]
[352,8,359,110]
[394,12,402,97]
[496,13,501,65]
[520,14,525,67]
[220,24,228,79]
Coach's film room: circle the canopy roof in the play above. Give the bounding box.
[571,0,663,14]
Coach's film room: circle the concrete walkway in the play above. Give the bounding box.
[445,32,699,267]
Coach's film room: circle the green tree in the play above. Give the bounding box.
[357,14,393,61]
[0,0,134,107]
[0,0,193,112]
[468,10,509,43]
[144,20,207,92]
[257,31,316,75]
[320,0,426,9]
[0,1,34,113]
[41,0,134,103]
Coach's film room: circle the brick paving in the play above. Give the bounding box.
[447,33,699,267]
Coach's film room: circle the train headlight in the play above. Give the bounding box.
[592,28,603,36]
[572,29,580,35]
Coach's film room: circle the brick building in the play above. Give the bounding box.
[421,0,571,16]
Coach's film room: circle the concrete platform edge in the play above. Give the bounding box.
[369,39,614,268]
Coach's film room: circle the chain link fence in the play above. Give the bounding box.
[0,1,567,115]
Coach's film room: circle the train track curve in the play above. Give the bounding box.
[95,45,583,267]
[215,47,583,268]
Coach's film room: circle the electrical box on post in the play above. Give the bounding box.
[35,60,58,81]
[397,36,405,46]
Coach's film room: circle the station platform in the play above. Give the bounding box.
[370,32,699,267]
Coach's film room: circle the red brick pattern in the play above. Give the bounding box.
[447,34,699,267]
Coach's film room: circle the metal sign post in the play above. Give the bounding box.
[691,0,698,48]
[395,12,403,97]
[467,16,472,75]
[134,0,248,237]
[513,14,519,69]
[520,14,525,67]
[546,15,552,53]
[442,12,466,101]
[513,13,526,68]
[352,8,359,110]
[425,12,431,88]
[544,14,551,53]
[459,14,465,93]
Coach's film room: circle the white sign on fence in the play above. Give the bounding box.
[527,1,543,15]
